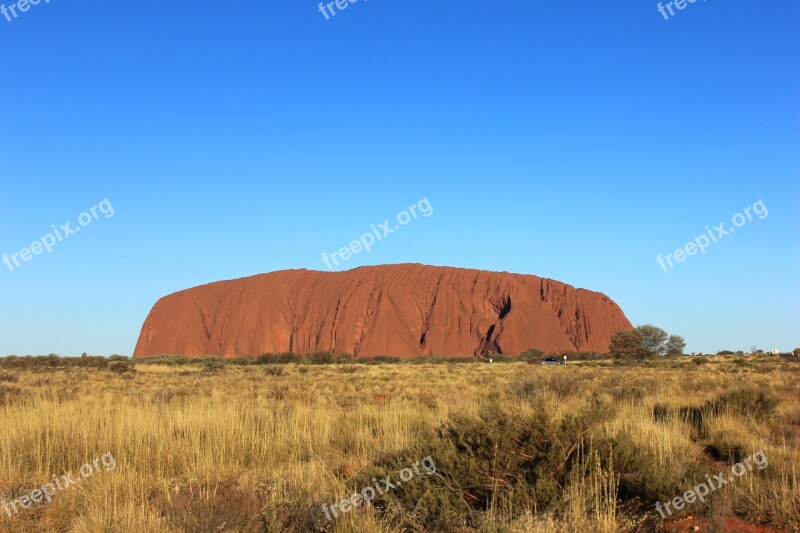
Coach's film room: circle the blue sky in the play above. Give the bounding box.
[1,1,798,356]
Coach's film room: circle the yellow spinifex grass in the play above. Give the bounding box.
[0,356,797,532]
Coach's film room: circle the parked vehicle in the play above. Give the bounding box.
[541,357,563,366]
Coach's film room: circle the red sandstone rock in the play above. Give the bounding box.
[133,264,632,358]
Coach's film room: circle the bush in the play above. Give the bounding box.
[609,330,646,359]
[612,385,646,402]
[483,352,514,362]
[520,348,544,363]
[347,397,617,530]
[108,361,131,374]
[263,365,284,376]
[309,352,333,364]
[704,437,747,465]
[669,388,779,438]
[706,388,779,420]
[652,403,670,423]
[595,431,702,505]
[542,373,581,400]
[678,405,707,436]
[0,371,19,383]
[254,353,302,365]
[512,377,542,400]
[334,353,356,364]
[364,355,401,364]
[202,358,226,373]
[562,351,605,361]
[254,354,277,365]
[273,353,302,364]
[0,384,30,405]
[0,354,114,369]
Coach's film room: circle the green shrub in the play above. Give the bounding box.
[672,388,779,439]
[309,352,333,364]
[595,431,702,505]
[254,353,302,365]
[520,348,544,363]
[609,330,646,359]
[254,354,276,365]
[347,397,617,530]
[706,388,778,420]
[202,358,226,373]
[334,353,356,364]
[485,352,514,362]
[0,354,113,369]
[108,361,131,374]
[560,350,605,361]
[364,355,401,364]
[274,353,302,364]
[425,356,476,364]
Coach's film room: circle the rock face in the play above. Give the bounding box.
[133,264,632,358]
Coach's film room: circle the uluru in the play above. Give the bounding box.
[133,264,631,358]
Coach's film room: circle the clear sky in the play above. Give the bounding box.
[1,1,798,356]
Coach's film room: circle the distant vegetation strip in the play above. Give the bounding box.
[0,348,791,370]
[0,351,594,368]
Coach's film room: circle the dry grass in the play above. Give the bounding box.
[0,357,798,532]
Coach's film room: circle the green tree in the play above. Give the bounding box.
[666,335,686,356]
[635,325,669,356]
[520,348,544,363]
[609,330,646,360]
[793,347,800,357]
